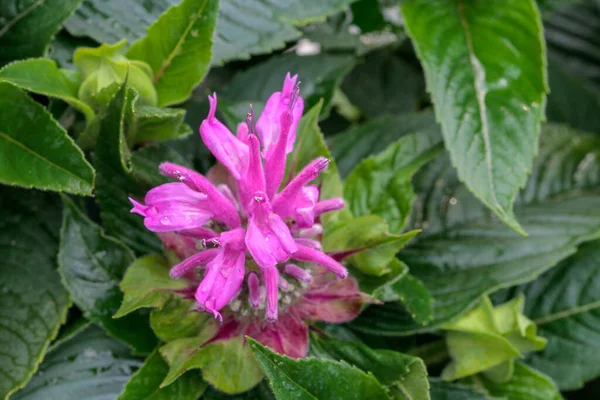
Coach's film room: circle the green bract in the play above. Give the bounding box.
[74,40,157,107]
[441,296,546,382]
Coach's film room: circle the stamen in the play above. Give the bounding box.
[246,105,256,135]
[289,81,301,111]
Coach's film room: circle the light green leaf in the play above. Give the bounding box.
[351,124,600,336]
[310,335,430,400]
[402,0,548,234]
[0,0,82,66]
[222,53,356,118]
[127,0,219,106]
[114,255,188,318]
[248,337,391,400]
[161,335,262,394]
[330,111,440,178]
[510,240,600,390]
[94,83,162,254]
[480,362,562,400]
[323,215,419,276]
[133,106,192,142]
[150,296,217,343]
[12,326,142,400]
[0,189,71,400]
[344,131,444,233]
[117,350,207,400]
[0,58,94,122]
[0,82,94,195]
[58,196,158,354]
[428,379,492,400]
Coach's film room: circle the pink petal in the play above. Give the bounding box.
[170,248,219,279]
[145,182,207,204]
[292,244,348,279]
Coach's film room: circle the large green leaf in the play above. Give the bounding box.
[248,338,391,400]
[222,53,356,119]
[351,124,600,335]
[12,326,142,400]
[58,196,158,354]
[330,111,440,178]
[203,382,275,400]
[428,379,491,400]
[401,0,548,234]
[133,106,192,142]
[0,82,94,195]
[342,51,424,118]
[127,0,219,106]
[0,189,71,400]
[504,241,600,390]
[0,0,82,66]
[117,350,207,400]
[310,335,430,400]
[0,59,94,122]
[94,83,162,254]
[480,362,561,400]
[344,131,444,233]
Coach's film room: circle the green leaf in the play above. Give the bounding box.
[130,141,193,187]
[344,131,444,233]
[0,189,71,400]
[0,0,82,66]
[428,379,492,400]
[114,254,188,318]
[323,215,419,276]
[401,0,548,234]
[287,101,349,227]
[222,53,356,119]
[386,270,434,326]
[117,350,207,400]
[58,196,158,354]
[133,106,192,142]
[12,326,142,400]
[508,240,600,390]
[161,335,263,394]
[480,362,562,400]
[0,82,94,195]
[94,83,162,254]
[127,0,219,106]
[310,335,430,400]
[0,58,94,122]
[351,124,600,336]
[150,296,217,343]
[330,111,440,178]
[342,51,424,118]
[248,337,391,400]
[203,382,275,400]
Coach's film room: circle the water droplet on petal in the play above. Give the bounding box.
[160,216,172,225]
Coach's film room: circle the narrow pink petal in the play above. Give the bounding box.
[200,93,248,179]
[278,276,290,292]
[160,162,240,228]
[211,250,246,310]
[314,198,345,216]
[129,198,151,216]
[294,238,322,250]
[170,248,219,279]
[248,272,262,309]
[262,266,279,322]
[238,134,266,210]
[176,227,218,239]
[283,264,313,283]
[145,182,207,205]
[272,157,329,213]
[292,244,348,279]
[141,202,212,232]
[293,224,323,238]
[265,110,293,198]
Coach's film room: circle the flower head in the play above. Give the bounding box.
[131,74,369,358]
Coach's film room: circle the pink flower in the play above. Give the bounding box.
[130,74,368,341]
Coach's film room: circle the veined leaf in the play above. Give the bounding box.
[352,124,600,335]
[248,338,391,400]
[117,350,207,400]
[310,335,430,400]
[127,0,220,106]
[12,326,142,400]
[0,58,94,123]
[222,53,356,119]
[344,131,444,233]
[402,0,548,234]
[428,379,492,400]
[58,196,158,354]
[0,82,94,195]
[330,111,440,178]
[0,189,70,400]
[480,362,562,400]
[94,83,162,254]
[0,0,82,66]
